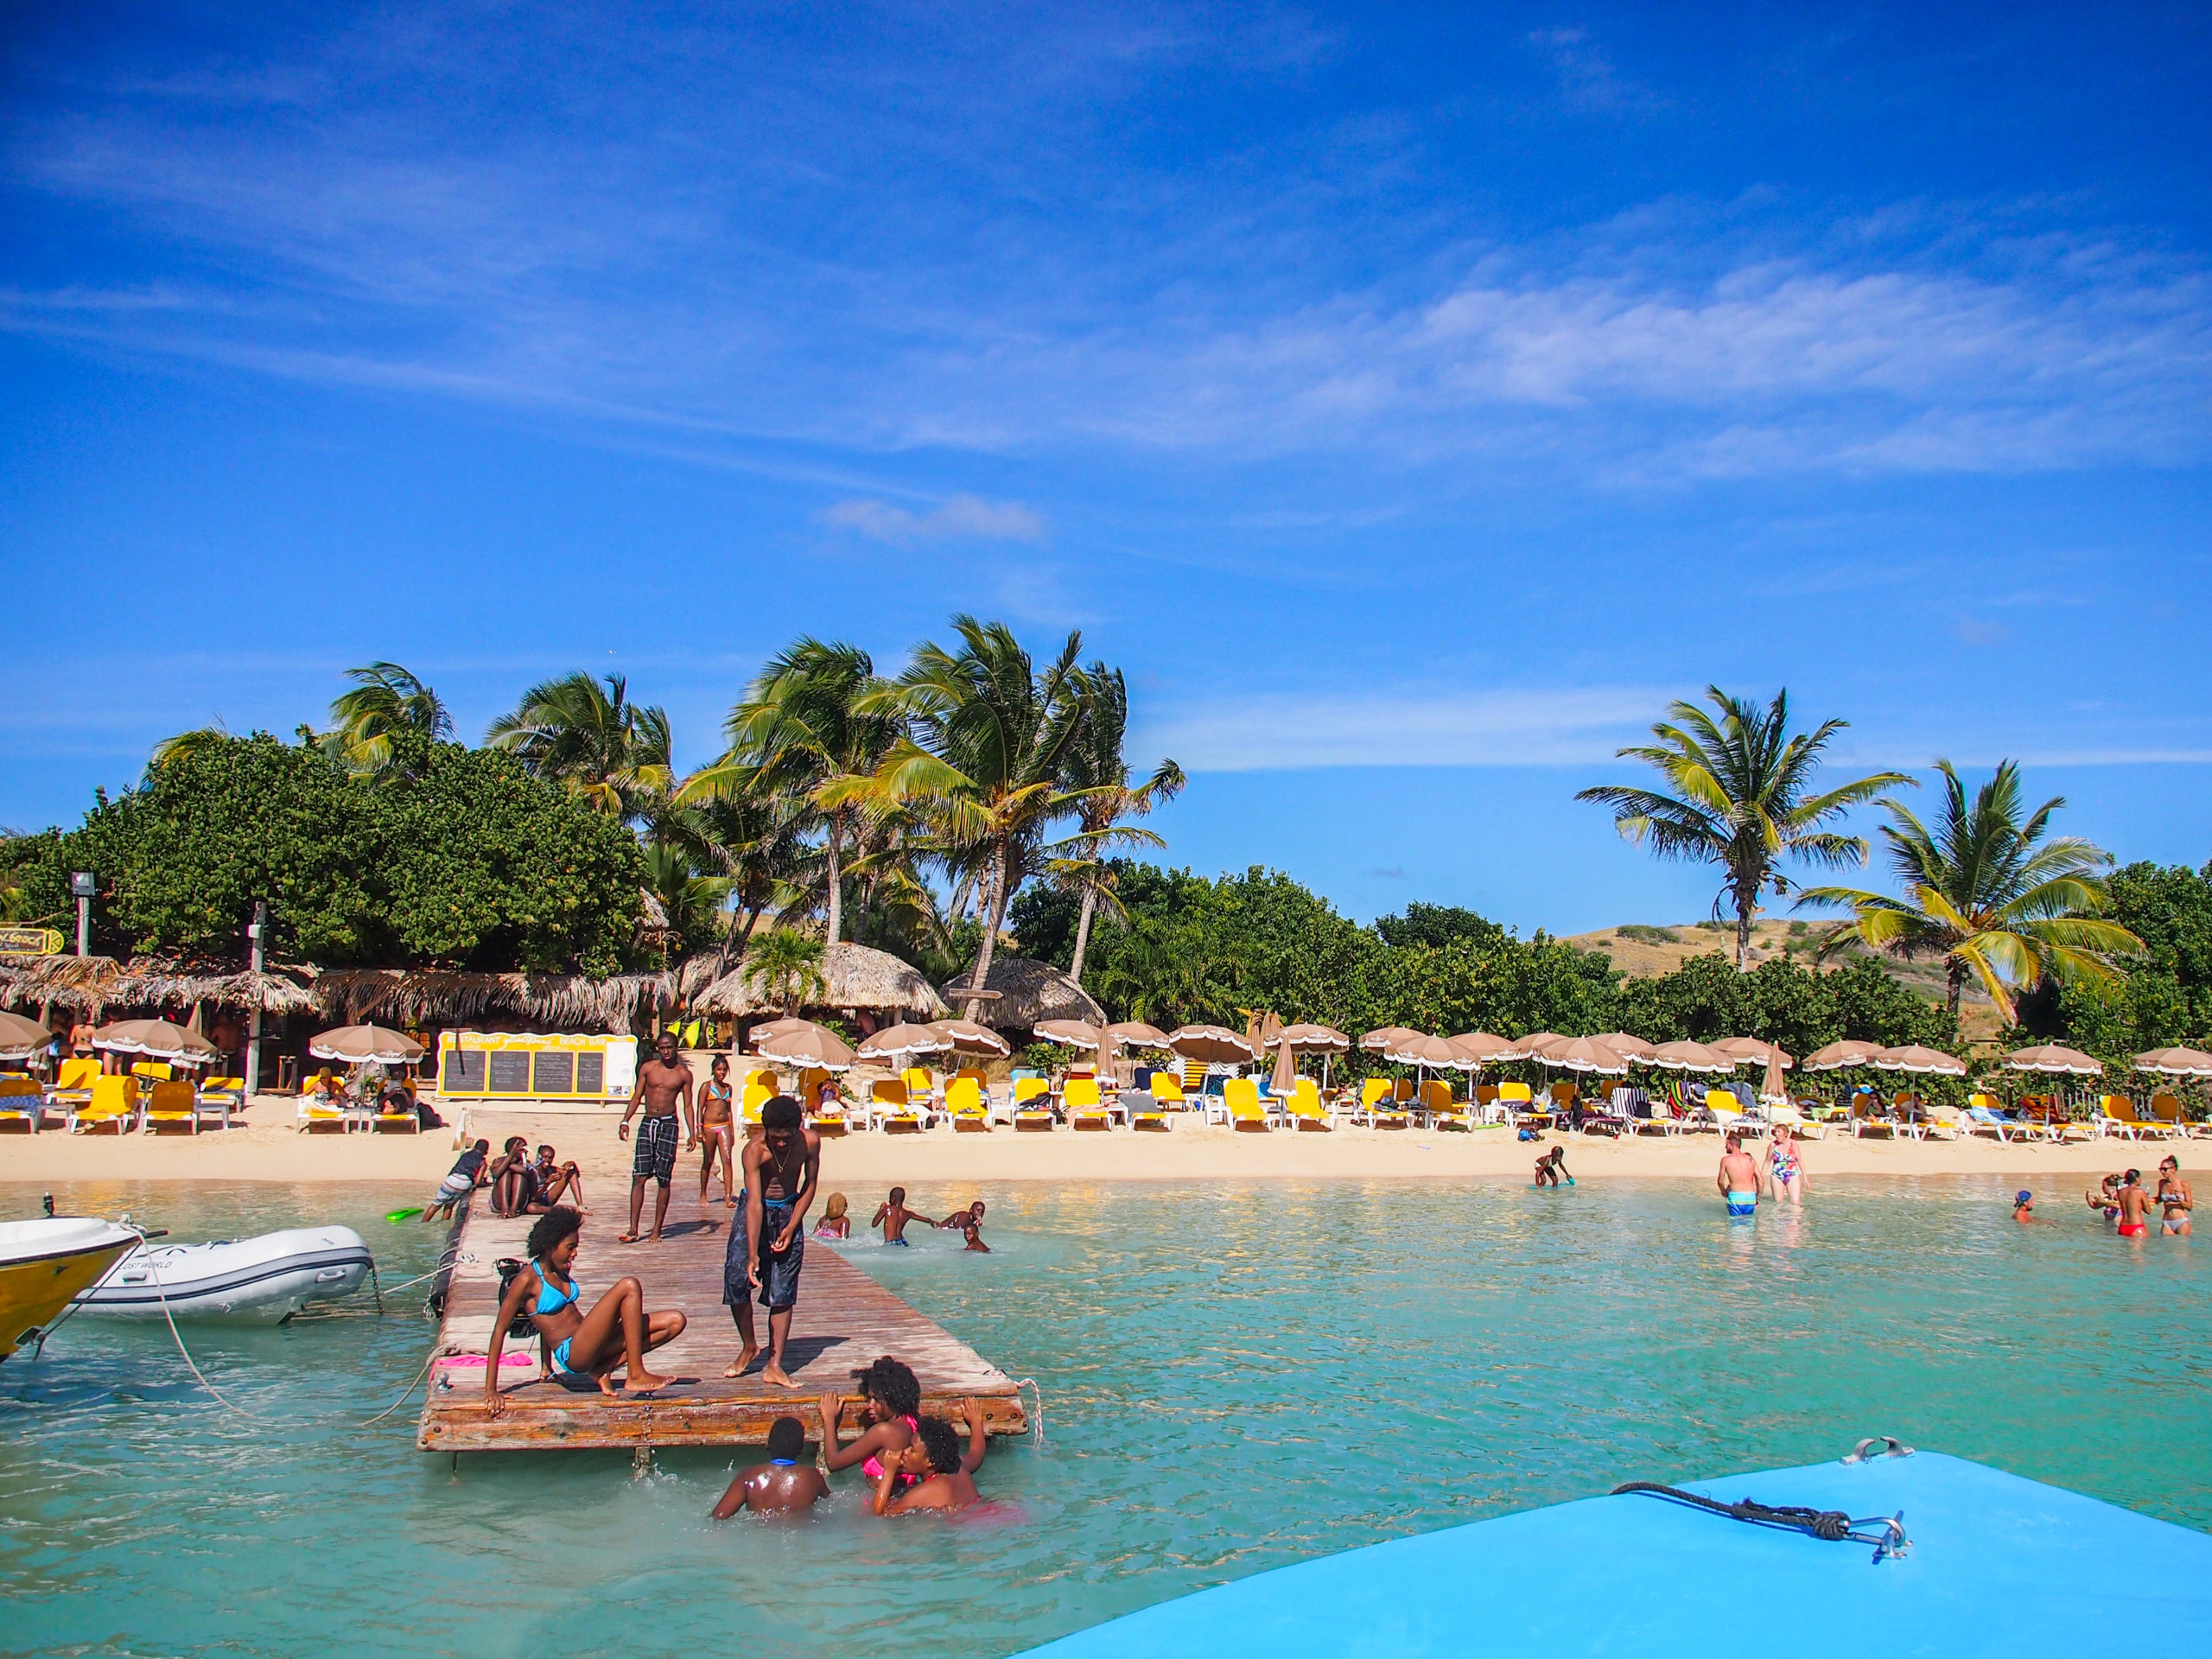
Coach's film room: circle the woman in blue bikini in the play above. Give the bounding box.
[483,1207,686,1415]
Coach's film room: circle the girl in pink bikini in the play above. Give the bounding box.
[818,1356,925,1489]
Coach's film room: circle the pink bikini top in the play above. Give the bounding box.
[861,1414,920,1483]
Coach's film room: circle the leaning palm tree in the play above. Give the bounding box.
[486,672,672,820]
[1058,664,1185,985]
[680,639,902,946]
[148,725,230,772]
[1798,760,2140,1021]
[1577,687,1912,969]
[868,616,1092,1014]
[321,662,452,772]
[741,927,829,1016]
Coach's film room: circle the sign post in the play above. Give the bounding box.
[69,873,95,957]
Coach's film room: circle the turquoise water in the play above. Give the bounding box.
[3,1176,2208,1658]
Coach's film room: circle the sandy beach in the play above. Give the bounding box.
[2,1096,2177,1187]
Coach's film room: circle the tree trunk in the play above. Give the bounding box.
[823,810,844,944]
[963,842,1009,1014]
[1070,881,1099,985]
[1947,958,1965,1020]
[1735,891,1755,971]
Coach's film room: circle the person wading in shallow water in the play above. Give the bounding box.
[620,1032,695,1243]
[725,1095,820,1389]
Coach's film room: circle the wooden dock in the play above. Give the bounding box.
[416,1206,1025,1453]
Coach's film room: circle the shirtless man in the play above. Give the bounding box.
[1716,1132,1760,1218]
[869,1401,989,1516]
[619,1032,696,1243]
[710,1413,830,1517]
[724,1096,821,1388]
[2153,1156,2193,1236]
[2113,1170,2154,1239]
[874,1187,928,1246]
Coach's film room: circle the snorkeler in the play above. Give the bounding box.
[874,1187,927,1246]
[819,1357,924,1489]
[2154,1157,2192,1236]
[869,1401,989,1516]
[482,1207,683,1411]
[1716,1132,1759,1218]
[710,1414,830,1517]
[1534,1147,1571,1188]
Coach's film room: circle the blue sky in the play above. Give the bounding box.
[3,2,2208,935]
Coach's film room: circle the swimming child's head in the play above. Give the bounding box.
[823,1192,849,1221]
[912,1415,963,1476]
[766,1415,806,1463]
[854,1355,921,1421]
[889,1185,906,1205]
[2014,1190,2033,1209]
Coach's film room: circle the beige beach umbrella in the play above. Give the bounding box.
[1802,1039,1883,1072]
[90,1019,219,1062]
[1544,1035,1629,1076]
[2004,1043,2104,1077]
[1760,1052,1787,1103]
[1588,1032,1658,1063]
[1106,1021,1174,1051]
[1169,1025,1262,1065]
[0,1010,54,1060]
[1871,1044,1967,1077]
[1033,1019,1109,1051]
[2133,1046,2212,1079]
[1380,1033,1473,1068]
[857,1023,953,1062]
[1449,1032,1523,1064]
[309,1024,425,1065]
[753,1022,858,1071]
[926,1019,1013,1058]
[1516,1031,1570,1058]
[1274,1022,1350,1091]
[1713,1037,1793,1071]
[1360,1026,1422,1053]
[1270,1039,1299,1095]
[1649,1039,1738,1073]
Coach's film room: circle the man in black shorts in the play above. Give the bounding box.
[725,1095,820,1388]
[619,1032,695,1243]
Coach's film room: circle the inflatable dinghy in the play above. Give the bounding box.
[74,1227,374,1322]
[1021,1440,2212,1658]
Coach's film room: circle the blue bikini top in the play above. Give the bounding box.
[530,1259,580,1317]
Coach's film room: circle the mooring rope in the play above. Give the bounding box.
[1612,1481,1909,1560]
[1011,1377,1046,1446]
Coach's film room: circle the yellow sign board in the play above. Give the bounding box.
[435,1031,637,1100]
[0,927,63,957]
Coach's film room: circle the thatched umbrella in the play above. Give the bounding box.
[315,967,671,1032]
[938,957,1102,1030]
[857,1023,952,1063]
[702,943,948,1022]
[927,1018,1013,1058]
[309,1025,424,1065]
[1168,1025,1261,1065]
[2135,1046,2212,1079]
[0,1010,53,1059]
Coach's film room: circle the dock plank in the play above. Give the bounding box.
[417,1205,1022,1452]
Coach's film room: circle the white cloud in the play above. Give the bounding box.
[1143,685,1670,770]
[819,493,1046,545]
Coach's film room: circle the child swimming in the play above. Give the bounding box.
[815,1192,852,1240]
[869,1400,989,1516]
[874,1187,928,1245]
[710,1414,830,1517]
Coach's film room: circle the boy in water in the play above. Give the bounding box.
[939,1201,990,1253]
[1716,1132,1759,1218]
[710,1413,830,1517]
[423,1140,491,1222]
[874,1187,927,1246]
[870,1400,989,1516]
[1534,1146,1571,1188]
[2012,1190,2047,1224]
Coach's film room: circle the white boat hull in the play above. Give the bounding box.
[74,1227,375,1322]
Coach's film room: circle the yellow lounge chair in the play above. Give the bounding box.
[869,1078,926,1135]
[1224,1077,1269,1133]
[195,1077,244,1132]
[1548,1079,1579,1116]
[1494,1079,1538,1128]
[1065,1077,1112,1132]
[1357,1076,1408,1129]
[143,1078,200,1135]
[1013,1077,1053,1132]
[74,1074,141,1135]
[948,1075,991,1133]
[741,1079,775,1130]
[297,1088,353,1132]
[2097,1095,2173,1140]
[1148,1072,1188,1110]
[2147,1092,2208,1139]
[900,1066,938,1110]
[372,1094,420,1134]
[0,1076,43,1134]
[1287,1077,1333,1132]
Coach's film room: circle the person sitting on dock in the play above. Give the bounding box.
[484,1206,683,1413]
[533,1145,584,1211]
[724,1096,820,1389]
[873,1187,927,1246]
[870,1401,989,1516]
[618,1031,696,1244]
[819,1357,924,1490]
[489,1137,535,1217]
[814,1192,852,1240]
[423,1140,492,1224]
[711,1414,830,1517]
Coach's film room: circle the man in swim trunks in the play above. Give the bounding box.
[620,1032,696,1243]
[710,1413,830,1516]
[874,1187,927,1245]
[423,1139,492,1222]
[2154,1156,2192,1236]
[2113,1170,2153,1238]
[1716,1132,1759,1217]
[725,1095,820,1388]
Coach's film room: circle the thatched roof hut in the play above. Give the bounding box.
[311,969,673,1033]
[0,954,318,1015]
[939,956,1103,1030]
[694,942,948,1020]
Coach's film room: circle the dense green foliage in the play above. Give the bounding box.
[2024,861,2212,1058]
[6,732,645,972]
[1010,860,1955,1056]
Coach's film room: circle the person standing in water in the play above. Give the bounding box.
[2114,1170,2153,1239]
[1716,1132,1760,1218]
[869,1402,991,1516]
[1533,1146,1570,1188]
[619,1032,695,1243]
[698,1053,736,1208]
[874,1187,927,1245]
[710,1414,830,1516]
[1766,1123,1808,1205]
[819,1356,925,1491]
[725,1095,820,1388]
[2154,1157,2192,1236]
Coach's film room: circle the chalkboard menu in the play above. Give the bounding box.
[444,1048,487,1091]
[575,1052,605,1094]
[532,1052,575,1095]
[487,1052,531,1093]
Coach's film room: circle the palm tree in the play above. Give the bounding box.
[321,662,452,772]
[741,928,829,1015]
[1798,760,2140,1021]
[681,640,901,946]
[1058,664,1184,985]
[869,616,1091,1014]
[1576,686,1911,969]
[486,672,672,820]
[639,841,733,963]
[148,725,230,772]
[661,788,810,982]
